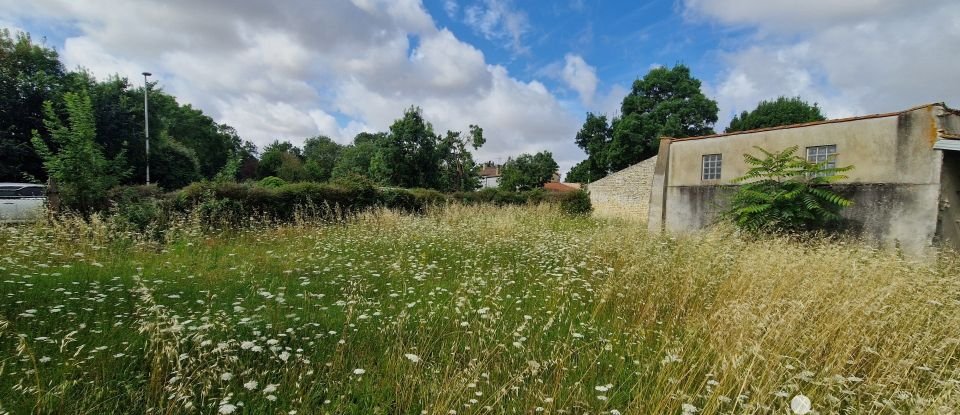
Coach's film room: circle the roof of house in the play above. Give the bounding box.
[479,165,500,177]
[543,182,579,192]
[667,103,953,143]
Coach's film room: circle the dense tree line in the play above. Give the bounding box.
[1,29,530,197]
[254,107,489,192]
[1,29,255,188]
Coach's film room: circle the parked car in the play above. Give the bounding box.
[0,183,46,223]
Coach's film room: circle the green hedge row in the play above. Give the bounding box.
[105,181,592,231]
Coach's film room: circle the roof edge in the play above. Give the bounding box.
[667,102,951,143]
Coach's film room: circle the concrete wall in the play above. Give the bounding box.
[650,104,949,254]
[666,107,942,186]
[938,153,960,250]
[589,156,657,221]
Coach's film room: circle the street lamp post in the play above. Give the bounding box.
[142,72,152,185]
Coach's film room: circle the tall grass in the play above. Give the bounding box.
[1,205,958,414]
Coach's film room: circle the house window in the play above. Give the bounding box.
[806,145,837,169]
[702,154,722,180]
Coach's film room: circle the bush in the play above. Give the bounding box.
[726,146,853,233]
[258,176,287,188]
[559,189,592,216]
[380,188,420,212]
[106,185,166,232]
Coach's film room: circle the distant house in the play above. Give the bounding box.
[479,163,501,188]
[588,103,960,254]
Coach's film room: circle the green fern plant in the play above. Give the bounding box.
[726,146,853,233]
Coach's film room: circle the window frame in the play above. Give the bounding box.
[806,145,837,169]
[701,153,723,181]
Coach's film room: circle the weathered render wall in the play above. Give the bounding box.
[652,105,947,253]
[589,156,657,221]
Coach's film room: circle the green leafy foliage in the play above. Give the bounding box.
[726,96,826,133]
[437,125,484,192]
[569,65,718,181]
[569,113,612,181]
[302,135,343,182]
[0,29,66,181]
[607,65,718,171]
[498,151,559,191]
[31,90,131,214]
[1,28,253,186]
[257,176,287,188]
[559,189,592,216]
[726,146,854,233]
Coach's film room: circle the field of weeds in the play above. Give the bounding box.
[2,205,960,414]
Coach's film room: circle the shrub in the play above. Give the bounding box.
[258,176,287,188]
[559,189,592,216]
[726,146,853,233]
[106,185,165,232]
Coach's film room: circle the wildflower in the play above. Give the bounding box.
[218,404,237,414]
[240,341,255,350]
[39,356,51,363]
[244,380,258,390]
[263,384,278,393]
[595,384,612,392]
[790,394,812,415]
[404,353,421,363]
[266,395,277,402]
[353,368,366,375]
[279,351,290,362]
[221,373,233,381]
[661,353,681,364]
[681,403,698,414]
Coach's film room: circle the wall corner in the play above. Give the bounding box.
[647,138,672,232]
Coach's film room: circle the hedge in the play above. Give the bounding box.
[105,181,591,230]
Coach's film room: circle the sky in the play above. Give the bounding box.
[3,0,959,177]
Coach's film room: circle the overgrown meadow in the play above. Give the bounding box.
[2,205,960,414]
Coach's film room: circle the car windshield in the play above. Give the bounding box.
[17,187,45,197]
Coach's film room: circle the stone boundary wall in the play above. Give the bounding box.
[588,156,657,222]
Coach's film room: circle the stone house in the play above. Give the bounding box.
[588,103,960,253]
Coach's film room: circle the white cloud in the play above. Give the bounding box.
[560,54,598,106]
[683,0,917,31]
[686,0,960,126]
[444,0,459,18]
[2,0,584,172]
[463,0,530,54]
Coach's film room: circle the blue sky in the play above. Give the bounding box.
[3,0,958,176]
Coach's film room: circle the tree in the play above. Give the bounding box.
[607,65,718,171]
[31,91,129,214]
[302,135,343,182]
[332,133,382,180]
[726,96,826,133]
[0,29,66,181]
[570,113,612,181]
[257,140,301,179]
[565,160,592,183]
[437,125,484,192]
[726,146,853,233]
[371,106,441,188]
[150,134,202,189]
[499,151,559,191]
[277,151,307,182]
